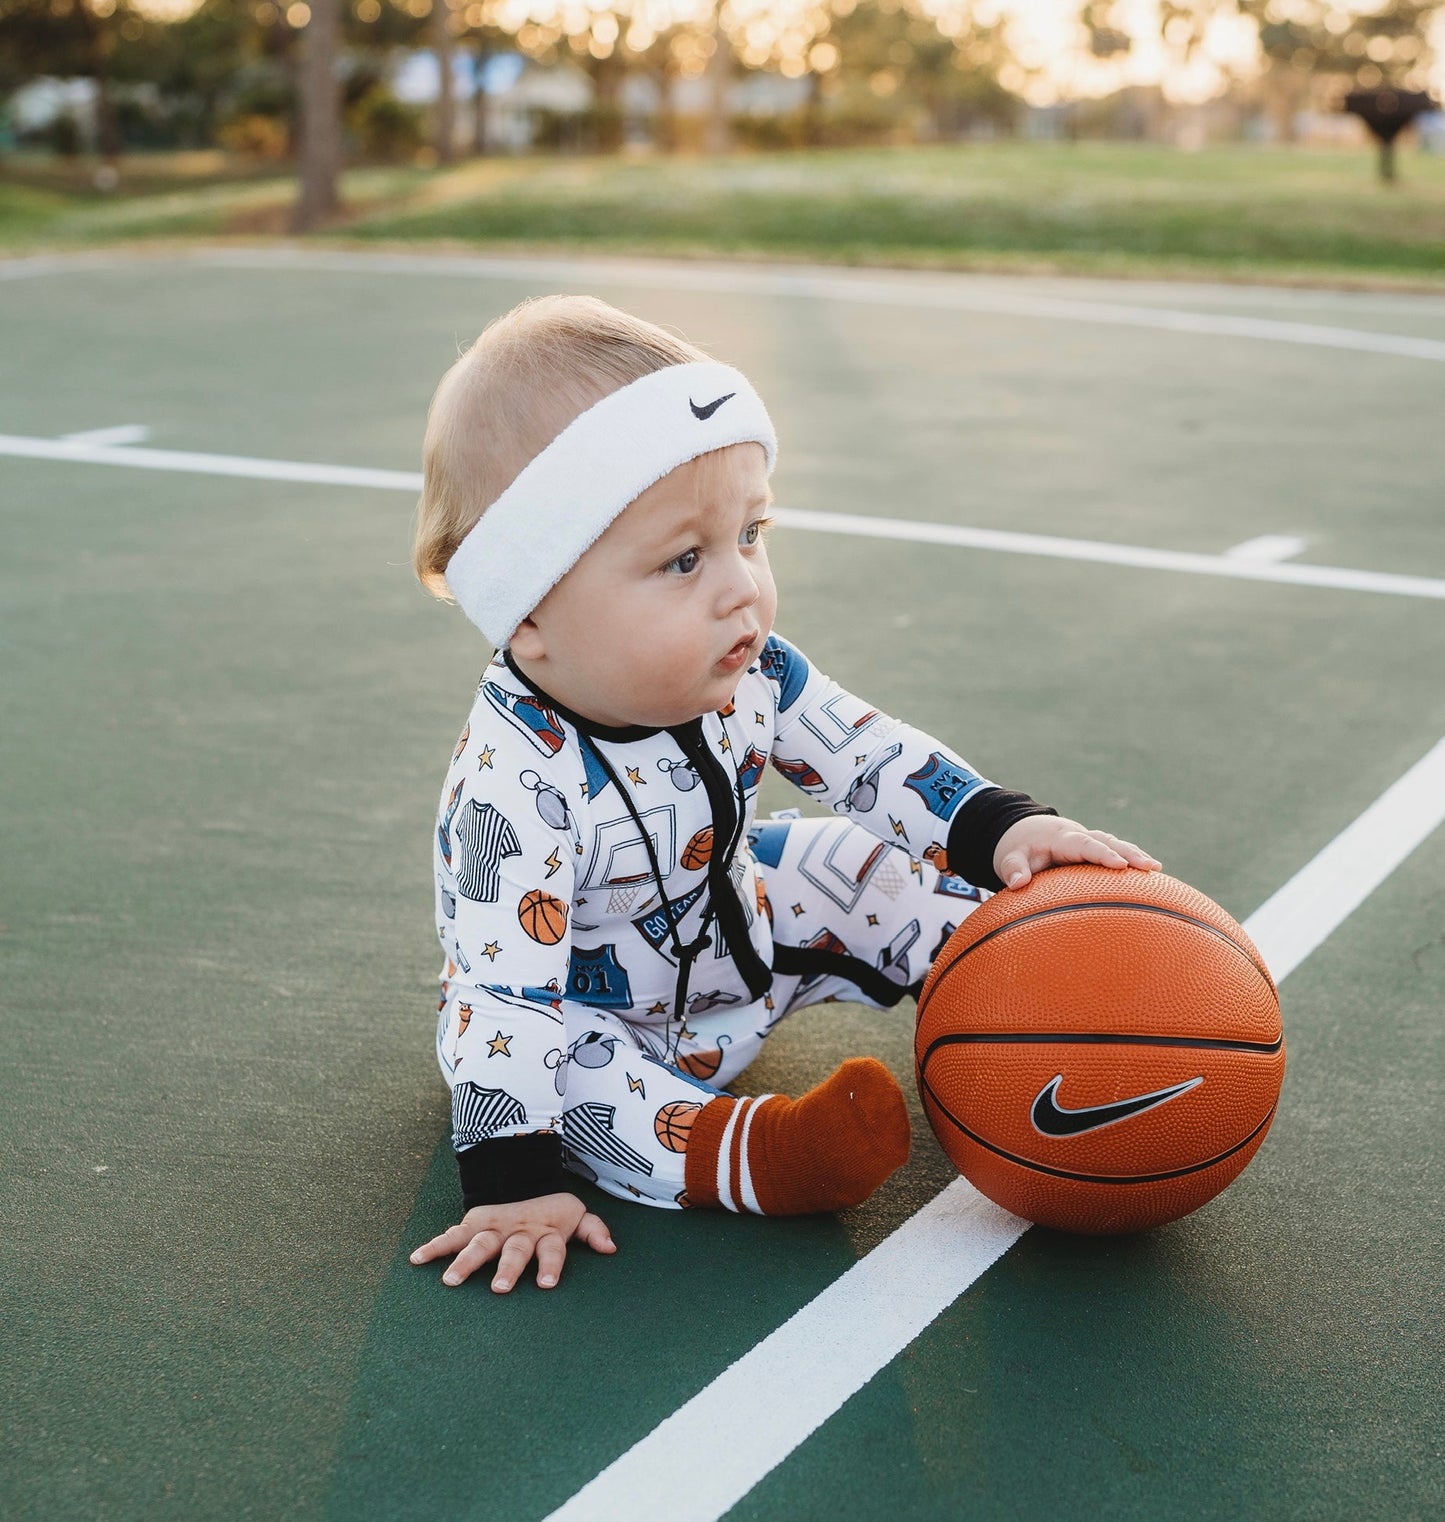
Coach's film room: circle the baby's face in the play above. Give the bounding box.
[512,442,776,729]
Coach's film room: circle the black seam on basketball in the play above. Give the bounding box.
[915,901,1275,1025]
[917,1063,1277,1184]
[920,1032,1285,1062]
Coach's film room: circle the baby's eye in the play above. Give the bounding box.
[741,517,774,547]
[665,548,701,576]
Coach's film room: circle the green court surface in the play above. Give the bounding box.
[2,250,1442,1521]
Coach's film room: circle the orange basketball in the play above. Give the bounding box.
[654,1100,702,1152]
[914,865,1284,1234]
[682,827,714,871]
[517,889,568,945]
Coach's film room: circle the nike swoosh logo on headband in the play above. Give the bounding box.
[690,393,736,420]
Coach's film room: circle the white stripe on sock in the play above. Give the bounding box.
[736,1095,777,1215]
[715,1100,746,1213]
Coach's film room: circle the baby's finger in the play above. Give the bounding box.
[534,1232,568,1289]
[1075,832,1130,868]
[575,1212,617,1254]
[410,1222,474,1265]
[996,852,1034,890]
[442,1228,502,1287]
[1108,836,1162,869]
[491,1231,537,1294]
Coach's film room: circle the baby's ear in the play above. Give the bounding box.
[509,617,545,660]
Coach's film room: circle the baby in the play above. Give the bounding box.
[408,294,1159,1294]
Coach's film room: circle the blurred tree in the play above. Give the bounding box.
[292,0,340,225]
[814,0,1017,143]
[0,0,145,161]
[1156,0,1442,142]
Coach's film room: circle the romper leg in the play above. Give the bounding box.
[750,814,990,1020]
[556,1008,724,1211]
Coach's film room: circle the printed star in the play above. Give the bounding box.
[718,735,731,753]
[649,1001,668,1015]
[626,766,645,785]
[755,712,765,726]
[791,902,805,917]
[476,745,496,770]
[543,848,562,879]
[481,941,501,961]
[486,1030,512,1057]
[855,755,868,766]
[889,815,908,840]
[679,1025,697,1041]
[866,913,880,926]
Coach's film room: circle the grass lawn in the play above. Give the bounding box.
[3,140,1444,287]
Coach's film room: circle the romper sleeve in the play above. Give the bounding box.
[760,632,1056,892]
[436,737,581,1208]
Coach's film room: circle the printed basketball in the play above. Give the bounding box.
[654,1100,702,1152]
[682,827,714,870]
[517,889,569,945]
[914,865,1285,1234]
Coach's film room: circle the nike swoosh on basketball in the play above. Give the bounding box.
[1031,1074,1203,1137]
[690,392,736,420]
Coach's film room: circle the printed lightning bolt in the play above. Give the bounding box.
[627,1074,646,1098]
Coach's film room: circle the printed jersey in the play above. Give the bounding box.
[431,633,1002,1154]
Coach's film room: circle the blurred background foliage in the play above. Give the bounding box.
[0,0,1441,275]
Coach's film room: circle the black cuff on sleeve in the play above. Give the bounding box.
[457,1132,570,1210]
[944,788,1059,893]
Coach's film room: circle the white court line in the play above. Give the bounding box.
[1225,535,1307,564]
[4,248,1445,364]
[2,431,1443,604]
[770,507,1445,602]
[1245,736,1445,982]
[59,423,150,447]
[543,734,1445,1522]
[185,249,1445,366]
[0,431,420,492]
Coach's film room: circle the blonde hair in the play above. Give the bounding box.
[413,294,711,600]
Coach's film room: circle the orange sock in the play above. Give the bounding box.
[683,1057,910,1214]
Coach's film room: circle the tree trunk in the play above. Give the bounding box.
[292,0,342,231]
[84,9,122,164]
[1378,137,1397,183]
[590,49,624,152]
[702,7,731,154]
[472,42,492,154]
[433,1,456,164]
[653,57,679,152]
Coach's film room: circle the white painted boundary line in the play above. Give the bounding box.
[3,432,1444,604]
[1245,736,1445,982]
[0,431,420,492]
[1225,535,1307,564]
[153,250,1445,366]
[5,248,1445,365]
[769,507,1445,602]
[545,1178,1029,1522]
[543,734,1445,1522]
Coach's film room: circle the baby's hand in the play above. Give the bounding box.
[994,815,1161,891]
[409,1192,616,1293]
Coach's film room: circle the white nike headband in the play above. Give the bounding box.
[443,360,777,648]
